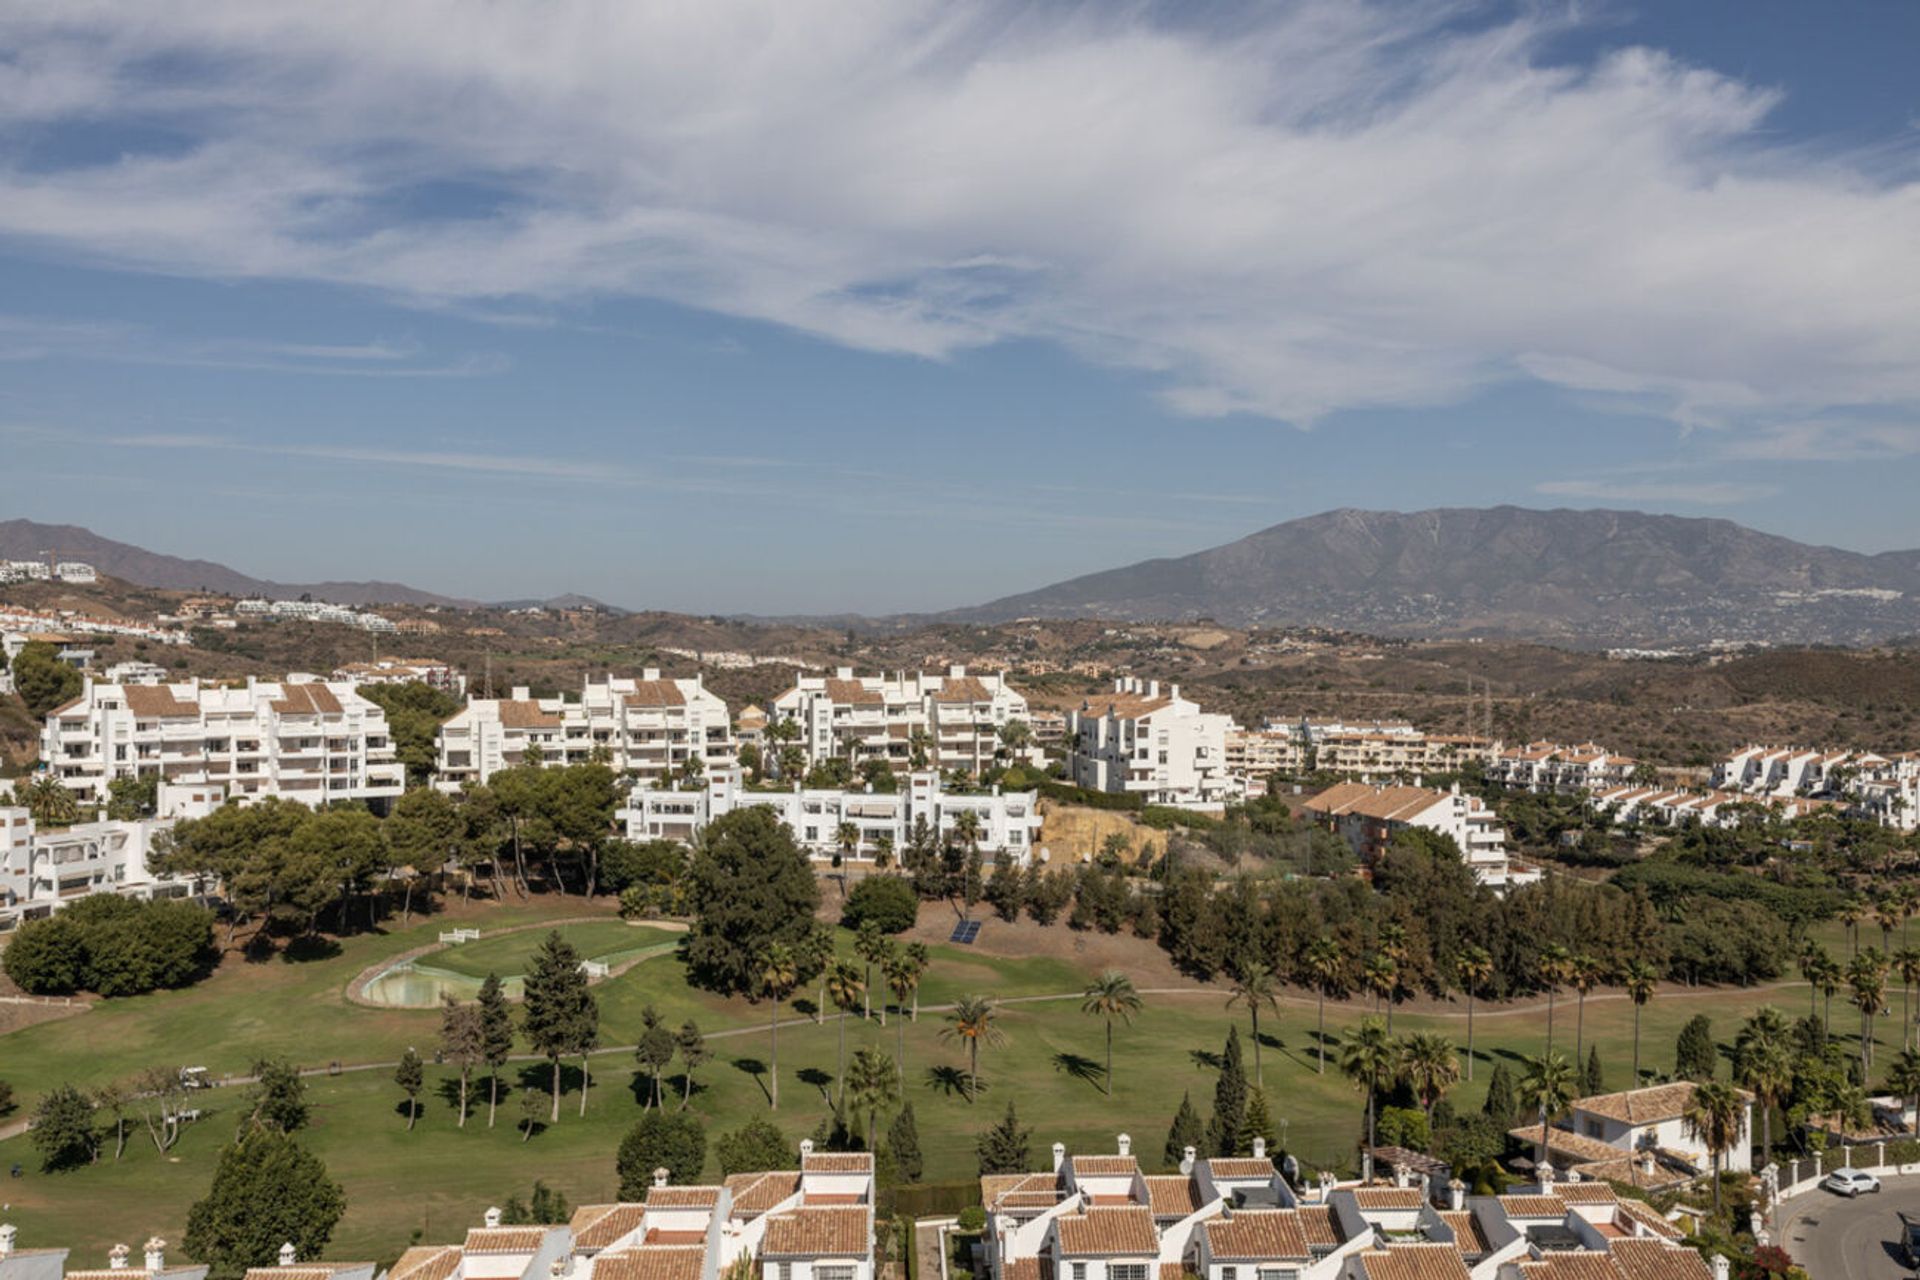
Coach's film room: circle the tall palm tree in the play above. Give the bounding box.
[1400,1031,1462,1125]
[1877,898,1902,956]
[1225,962,1280,1085]
[1518,1051,1578,1174]
[756,941,799,1110]
[1361,953,1398,1028]
[1840,899,1867,959]
[1454,945,1494,1082]
[1895,946,1920,1049]
[845,1046,898,1151]
[1569,955,1605,1065]
[1081,971,1143,1097]
[1734,1011,1792,1166]
[1538,944,1573,1057]
[826,960,865,1108]
[1682,1080,1744,1217]
[802,923,836,1025]
[872,832,895,874]
[940,995,1006,1104]
[1623,960,1659,1085]
[883,951,920,1085]
[1885,1047,1920,1139]
[1813,950,1843,1038]
[1305,937,1345,1076]
[854,923,892,1024]
[904,941,930,1021]
[1849,950,1888,1075]
[1799,942,1830,1026]
[1338,1017,1398,1151]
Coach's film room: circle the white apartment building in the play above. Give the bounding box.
[1586,786,1831,831]
[0,807,214,931]
[435,672,734,791]
[1226,719,1492,788]
[1068,678,1237,811]
[39,676,404,815]
[1713,744,1886,798]
[770,666,1029,776]
[331,658,467,698]
[618,768,1041,865]
[1486,742,1640,795]
[1299,781,1536,891]
[0,560,51,583]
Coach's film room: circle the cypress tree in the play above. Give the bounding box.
[976,1100,1033,1176]
[1675,1014,1716,1082]
[1241,1087,1278,1157]
[1482,1061,1516,1126]
[1584,1045,1604,1098]
[1163,1091,1204,1171]
[477,972,515,1129]
[1205,1027,1249,1158]
[888,1102,924,1184]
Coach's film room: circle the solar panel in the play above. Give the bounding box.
[949,920,982,945]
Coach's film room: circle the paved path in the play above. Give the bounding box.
[1781,1176,1920,1279]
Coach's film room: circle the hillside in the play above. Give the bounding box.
[949,506,1920,646]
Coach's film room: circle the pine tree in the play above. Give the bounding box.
[1584,1045,1604,1098]
[976,1100,1033,1176]
[1162,1091,1204,1171]
[1241,1087,1278,1157]
[888,1102,924,1184]
[246,1058,308,1134]
[521,932,599,1122]
[184,1127,345,1279]
[1675,1014,1716,1082]
[394,1048,424,1131]
[1205,1027,1249,1158]
[478,972,515,1129]
[1482,1061,1516,1125]
[29,1085,98,1171]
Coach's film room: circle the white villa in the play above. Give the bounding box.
[1068,678,1238,811]
[1514,1082,1754,1189]
[1299,782,1536,890]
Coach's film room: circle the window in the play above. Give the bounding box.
[816,1268,855,1280]
[1256,1270,1298,1280]
[1070,1265,1087,1280]
[1111,1266,1148,1280]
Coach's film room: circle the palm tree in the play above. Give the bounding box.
[1849,950,1888,1075]
[1799,942,1830,1026]
[1878,898,1902,956]
[826,960,864,1108]
[1885,1047,1920,1140]
[1734,1010,1792,1165]
[1338,1017,1398,1151]
[1569,955,1605,1064]
[1361,953,1398,1025]
[1682,1080,1744,1217]
[845,1046,898,1151]
[1081,971,1143,1097]
[950,810,983,916]
[802,923,836,1025]
[1623,960,1659,1085]
[756,941,799,1110]
[883,952,920,1085]
[854,923,892,1024]
[1840,899,1867,959]
[1225,961,1280,1085]
[1813,950,1843,1038]
[1454,945,1494,1082]
[904,942,930,1021]
[23,774,80,827]
[1538,944,1573,1056]
[940,995,1006,1104]
[1400,1031,1462,1125]
[872,832,896,874]
[1895,947,1920,1049]
[1305,937,1345,1076]
[1517,1051,1578,1173]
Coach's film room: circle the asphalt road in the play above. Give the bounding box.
[1783,1177,1920,1280]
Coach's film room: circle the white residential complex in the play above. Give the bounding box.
[0,807,213,931]
[1299,781,1536,890]
[1517,1082,1753,1189]
[1068,678,1237,811]
[771,666,1029,776]
[619,768,1041,864]
[1485,742,1640,795]
[1226,718,1492,787]
[0,560,97,584]
[435,672,734,791]
[330,658,467,697]
[234,597,398,632]
[980,1133,1710,1280]
[38,677,404,815]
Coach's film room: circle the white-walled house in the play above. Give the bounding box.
[618,768,1041,864]
[770,666,1029,777]
[1298,782,1535,890]
[1513,1083,1753,1187]
[1068,678,1238,811]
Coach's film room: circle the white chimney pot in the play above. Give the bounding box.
[279,1243,297,1267]
[108,1244,129,1270]
[1252,1137,1266,1159]
[1051,1142,1067,1172]
[484,1208,503,1229]
[653,1167,669,1188]
[1179,1146,1197,1176]
[0,1225,15,1258]
[145,1239,167,1272]
[1116,1133,1131,1157]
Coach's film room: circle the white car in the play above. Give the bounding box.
[1823,1168,1881,1197]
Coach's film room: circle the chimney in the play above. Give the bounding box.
[1116,1133,1132,1158]
[484,1207,503,1228]
[109,1244,130,1270]
[643,668,659,681]
[1711,1256,1730,1280]
[0,1226,15,1258]
[1448,1179,1467,1211]
[1539,1162,1556,1189]
[1318,1171,1337,1202]
[549,1261,568,1280]
[1051,1142,1067,1172]
[145,1239,166,1272]
[653,1167,670,1189]
[1393,1163,1410,1189]
[278,1244,297,1268]
[800,1138,815,1159]
[1179,1146,1196,1176]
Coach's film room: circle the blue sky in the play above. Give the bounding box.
[2,1,1917,614]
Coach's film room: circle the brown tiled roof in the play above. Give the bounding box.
[570,1204,648,1250]
[982,1172,1060,1210]
[48,694,85,716]
[1613,1200,1683,1240]
[1084,693,1171,720]
[724,1170,802,1216]
[464,1227,549,1253]
[124,685,199,718]
[801,1151,873,1174]
[1352,1187,1425,1210]
[1055,1206,1158,1256]
[823,679,884,706]
[1609,1239,1712,1280]
[1206,1157,1276,1179]
[1497,1195,1568,1219]
[271,683,344,715]
[1575,1083,1749,1127]
[1002,1260,1055,1280]
[1143,1175,1201,1217]
[1438,1211,1490,1255]
[1556,1183,1620,1205]
[242,1266,370,1280]
[624,681,687,709]
[1516,1257,1624,1280]
[1510,1125,1625,1164]
[1296,1205,1346,1248]
[387,1246,462,1280]
[1070,1154,1139,1177]
[935,676,991,703]
[736,705,767,727]
[1201,1210,1309,1260]
[644,1186,720,1208]
[587,1247,708,1280]
[496,699,562,729]
[1354,1244,1473,1280]
[1303,782,1447,824]
[760,1206,869,1257]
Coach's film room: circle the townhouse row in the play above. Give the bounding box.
[1484,743,1640,796]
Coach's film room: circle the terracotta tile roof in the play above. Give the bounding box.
[1055,1206,1158,1256]
[623,681,687,709]
[644,1187,719,1208]
[1353,1244,1473,1280]
[48,694,85,716]
[1575,1083,1749,1127]
[1143,1175,1202,1217]
[586,1247,708,1280]
[935,676,991,703]
[1510,1125,1625,1164]
[1201,1210,1310,1260]
[760,1205,870,1257]
[824,679,884,706]
[1609,1239,1712,1280]
[1070,1154,1140,1177]
[124,685,199,718]
[387,1246,462,1280]
[271,683,344,715]
[1438,1211,1490,1255]
[1206,1157,1276,1179]
[801,1151,873,1174]
[1352,1187,1425,1210]
[496,699,562,729]
[735,705,767,727]
[242,1266,370,1280]
[1515,1257,1624,1280]
[1556,1183,1620,1205]
[982,1172,1060,1211]
[1497,1195,1568,1218]
[570,1204,648,1250]
[1296,1205,1346,1248]
[1002,1260,1055,1280]
[724,1170,802,1216]
[1084,693,1171,720]
[464,1228,549,1253]
[1613,1200,1683,1240]
[1302,782,1448,824]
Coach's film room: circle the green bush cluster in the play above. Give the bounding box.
[2,894,214,996]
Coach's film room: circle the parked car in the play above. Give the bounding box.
[1823,1168,1881,1197]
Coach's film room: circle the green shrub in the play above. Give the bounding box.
[956,1205,986,1233]
[842,875,919,934]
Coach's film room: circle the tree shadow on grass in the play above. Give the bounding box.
[923,1065,984,1101]
[434,1076,475,1122]
[1052,1052,1104,1088]
[792,998,821,1021]
[797,1068,835,1106]
[279,935,342,964]
[1190,1048,1225,1071]
[732,1056,770,1104]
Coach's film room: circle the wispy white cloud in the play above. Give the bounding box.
[0,2,1911,430]
[1725,419,1920,462]
[1535,477,1779,506]
[0,313,503,377]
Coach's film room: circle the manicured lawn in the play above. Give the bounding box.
[428,922,680,979]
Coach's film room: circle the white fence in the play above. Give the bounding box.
[1775,1141,1920,1203]
[579,960,609,979]
[439,928,481,944]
